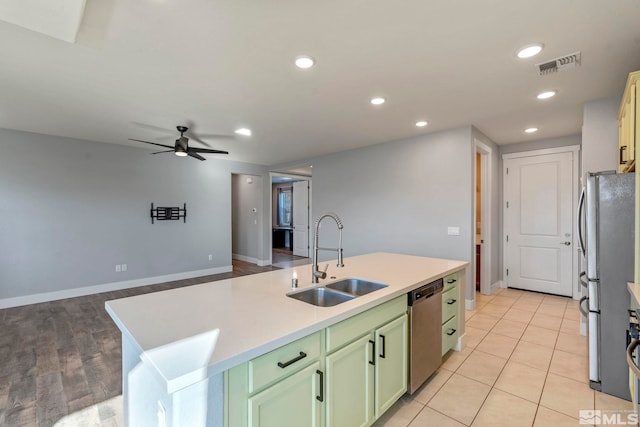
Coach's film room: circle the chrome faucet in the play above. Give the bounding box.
[312,213,344,283]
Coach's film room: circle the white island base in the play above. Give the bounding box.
[121,331,225,427]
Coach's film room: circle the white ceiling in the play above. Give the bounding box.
[1,0,639,166]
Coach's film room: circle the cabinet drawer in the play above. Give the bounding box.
[326,296,406,354]
[249,331,321,393]
[442,286,458,324]
[442,316,459,356]
[443,271,459,292]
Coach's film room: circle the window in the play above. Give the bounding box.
[277,187,293,226]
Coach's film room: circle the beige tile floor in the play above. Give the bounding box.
[373,288,638,427]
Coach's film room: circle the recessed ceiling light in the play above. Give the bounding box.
[235,128,252,136]
[295,56,315,69]
[537,90,556,100]
[517,43,544,59]
[415,121,428,127]
[370,97,386,105]
[524,127,539,133]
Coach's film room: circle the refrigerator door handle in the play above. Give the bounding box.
[577,187,586,254]
[579,271,588,288]
[579,296,589,318]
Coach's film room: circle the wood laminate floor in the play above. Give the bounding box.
[271,248,309,269]
[0,260,278,427]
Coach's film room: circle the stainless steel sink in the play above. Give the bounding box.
[288,287,355,307]
[325,278,388,296]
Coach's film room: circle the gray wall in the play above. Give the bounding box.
[499,134,582,156]
[309,126,476,300]
[0,128,267,301]
[582,96,621,178]
[232,174,263,261]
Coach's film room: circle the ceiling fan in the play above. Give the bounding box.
[129,125,229,161]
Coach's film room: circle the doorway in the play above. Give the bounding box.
[475,140,492,295]
[231,173,264,265]
[270,170,312,268]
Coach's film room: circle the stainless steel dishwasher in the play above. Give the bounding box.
[407,277,443,394]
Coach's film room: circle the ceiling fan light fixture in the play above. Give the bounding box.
[295,55,315,69]
[517,43,544,59]
[175,150,188,157]
[235,128,252,136]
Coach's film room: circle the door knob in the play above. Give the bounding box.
[561,241,571,246]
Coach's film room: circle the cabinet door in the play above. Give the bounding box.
[629,83,636,163]
[248,362,322,427]
[375,315,408,418]
[325,335,374,427]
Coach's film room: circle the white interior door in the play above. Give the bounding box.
[504,152,574,296]
[292,180,309,257]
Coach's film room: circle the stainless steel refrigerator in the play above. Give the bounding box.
[578,171,635,400]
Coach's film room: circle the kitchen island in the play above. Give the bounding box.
[106,252,467,427]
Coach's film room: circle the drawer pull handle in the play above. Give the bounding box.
[446,328,457,336]
[277,351,307,369]
[369,340,375,365]
[447,279,457,284]
[380,335,386,359]
[446,299,457,305]
[316,370,324,402]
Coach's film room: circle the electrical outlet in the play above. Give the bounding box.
[208,254,213,261]
[121,264,127,272]
[115,264,121,272]
[447,226,460,236]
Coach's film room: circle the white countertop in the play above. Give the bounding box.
[106,252,467,385]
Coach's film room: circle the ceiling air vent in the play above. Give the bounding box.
[536,52,581,75]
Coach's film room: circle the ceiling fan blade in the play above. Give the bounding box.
[187,151,207,161]
[190,147,229,154]
[129,139,175,149]
[131,122,175,134]
[195,133,236,140]
[187,134,212,147]
[151,150,175,155]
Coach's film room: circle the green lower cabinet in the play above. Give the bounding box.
[325,335,374,427]
[225,296,410,427]
[325,314,408,427]
[374,315,407,418]
[248,362,323,427]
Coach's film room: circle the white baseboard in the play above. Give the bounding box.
[493,280,505,291]
[0,265,233,310]
[465,299,476,310]
[232,253,270,266]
